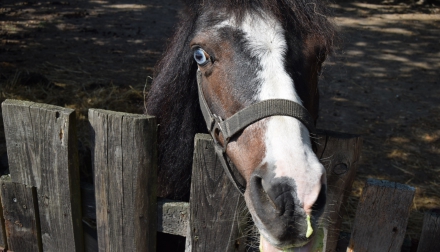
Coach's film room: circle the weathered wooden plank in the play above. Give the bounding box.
[347,179,415,252]
[314,130,362,252]
[188,134,247,252]
[89,109,157,252]
[1,99,83,252]
[157,198,189,237]
[0,175,41,251]
[0,184,7,249]
[416,209,440,252]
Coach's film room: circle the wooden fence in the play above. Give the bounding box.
[0,99,438,252]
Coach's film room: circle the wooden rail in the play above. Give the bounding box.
[0,99,438,252]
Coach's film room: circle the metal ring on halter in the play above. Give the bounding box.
[211,114,230,153]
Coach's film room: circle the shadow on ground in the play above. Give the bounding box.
[317,1,440,238]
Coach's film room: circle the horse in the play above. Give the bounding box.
[146,0,336,250]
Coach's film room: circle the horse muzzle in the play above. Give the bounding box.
[244,164,326,250]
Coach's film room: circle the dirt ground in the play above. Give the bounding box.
[318,0,440,242]
[1,0,439,245]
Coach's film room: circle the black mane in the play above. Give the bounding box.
[146,0,336,200]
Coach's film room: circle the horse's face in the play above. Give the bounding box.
[191,11,327,250]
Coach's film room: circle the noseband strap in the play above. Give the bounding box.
[196,70,316,195]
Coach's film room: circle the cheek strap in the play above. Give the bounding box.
[196,70,316,195]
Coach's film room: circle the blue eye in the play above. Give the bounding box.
[193,48,209,65]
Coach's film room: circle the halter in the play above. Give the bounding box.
[196,70,316,195]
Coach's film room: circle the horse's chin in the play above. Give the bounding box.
[259,229,324,252]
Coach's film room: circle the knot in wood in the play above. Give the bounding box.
[333,163,348,175]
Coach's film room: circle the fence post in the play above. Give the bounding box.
[188,134,247,252]
[89,109,157,252]
[0,179,6,251]
[2,99,83,252]
[314,130,362,252]
[0,175,41,251]
[416,209,440,252]
[347,179,415,252]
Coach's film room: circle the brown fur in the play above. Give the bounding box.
[226,120,268,181]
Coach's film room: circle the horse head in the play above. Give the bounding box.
[147,1,335,250]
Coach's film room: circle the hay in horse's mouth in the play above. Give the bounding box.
[259,227,325,252]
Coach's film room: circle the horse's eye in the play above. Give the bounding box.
[193,48,209,66]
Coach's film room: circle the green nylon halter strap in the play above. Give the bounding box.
[218,99,316,140]
[196,70,316,194]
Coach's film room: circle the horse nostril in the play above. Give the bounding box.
[253,176,280,213]
[311,184,326,214]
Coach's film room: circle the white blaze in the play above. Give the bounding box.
[219,12,326,247]
[238,13,325,215]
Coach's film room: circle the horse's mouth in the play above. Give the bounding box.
[259,228,325,252]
